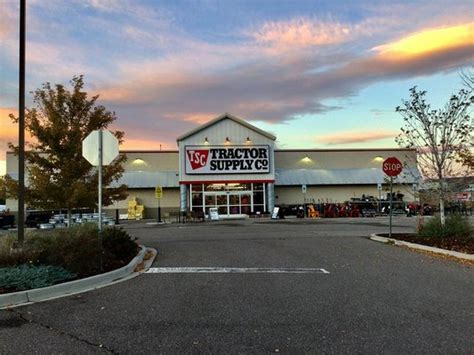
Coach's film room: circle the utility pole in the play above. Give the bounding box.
[18,0,26,244]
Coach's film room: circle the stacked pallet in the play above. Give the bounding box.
[128,197,145,220]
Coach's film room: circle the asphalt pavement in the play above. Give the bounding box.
[1,216,473,354]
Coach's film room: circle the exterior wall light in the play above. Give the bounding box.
[302,155,312,162]
[132,158,146,165]
[246,136,251,143]
[225,137,231,143]
[204,137,209,144]
[374,156,384,162]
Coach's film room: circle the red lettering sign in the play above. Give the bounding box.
[187,149,209,170]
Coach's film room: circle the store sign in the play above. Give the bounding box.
[185,145,270,174]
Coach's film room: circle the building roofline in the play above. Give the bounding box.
[176,113,277,142]
[275,148,416,152]
[7,147,416,155]
[120,150,178,153]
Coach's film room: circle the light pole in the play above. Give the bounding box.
[18,0,26,244]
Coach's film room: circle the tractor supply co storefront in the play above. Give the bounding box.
[5,113,420,220]
[177,114,277,218]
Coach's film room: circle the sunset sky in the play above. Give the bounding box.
[1,0,473,175]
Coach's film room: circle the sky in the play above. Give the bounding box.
[1,0,473,175]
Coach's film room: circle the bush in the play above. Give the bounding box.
[0,265,76,292]
[418,214,473,239]
[102,227,139,269]
[0,224,138,277]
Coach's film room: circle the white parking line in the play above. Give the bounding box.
[146,267,330,274]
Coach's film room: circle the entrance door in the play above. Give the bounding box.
[203,191,252,216]
[228,192,240,215]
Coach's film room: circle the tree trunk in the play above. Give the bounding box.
[439,198,446,227]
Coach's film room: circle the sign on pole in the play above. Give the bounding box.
[155,185,163,223]
[155,186,163,199]
[382,157,403,177]
[82,130,119,166]
[382,157,403,238]
[82,130,119,232]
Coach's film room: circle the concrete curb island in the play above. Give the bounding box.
[0,245,157,309]
[370,234,474,261]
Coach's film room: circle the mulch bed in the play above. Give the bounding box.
[379,233,474,254]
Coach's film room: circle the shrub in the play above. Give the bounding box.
[102,227,139,270]
[418,214,473,239]
[0,224,138,277]
[0,265,76,292]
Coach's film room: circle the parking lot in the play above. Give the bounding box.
[1,217,473,353]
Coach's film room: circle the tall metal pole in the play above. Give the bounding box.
[389,176,393,238]
[18,0,26,244]
[98,130,103,232]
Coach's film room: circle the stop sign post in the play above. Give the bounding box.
[82,130,119,232]
[382,157,403,237]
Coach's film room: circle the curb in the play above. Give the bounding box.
[0,245,157,309]
[370,234,474,261]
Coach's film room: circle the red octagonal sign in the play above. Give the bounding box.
[383,157,403,177]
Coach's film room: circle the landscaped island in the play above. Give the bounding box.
[0,224,139,293]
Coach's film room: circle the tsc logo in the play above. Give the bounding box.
[187,149,209,170]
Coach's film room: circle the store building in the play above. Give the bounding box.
[5,113,420,218]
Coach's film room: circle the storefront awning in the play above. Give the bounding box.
[112,171,179,188]
[275,168,421,186]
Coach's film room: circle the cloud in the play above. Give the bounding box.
[373,23,474,58]
[94,21,472,136]
[1,2,473,152]
[0,108,18,169]
[0,107,18,143]
[317,130,398,145]
[252,18,352,48]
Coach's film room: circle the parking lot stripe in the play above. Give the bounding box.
[146,267,330,274]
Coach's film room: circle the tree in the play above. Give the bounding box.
[395,86,473,226]
[5,75,128,223]
[0,176,6,205]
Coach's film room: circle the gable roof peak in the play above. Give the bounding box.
[176,113,276,142]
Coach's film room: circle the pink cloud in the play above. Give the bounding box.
[252,18,352,48]
[317,130,399,145]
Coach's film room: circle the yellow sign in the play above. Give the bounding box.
[155,186,163,199]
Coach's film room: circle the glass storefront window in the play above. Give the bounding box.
[205,195,216,206]
[229,194,239,205]
[192,193,203,206]
[191,184,203,192]
[241,194,251,206]
[253,191,264,204]
[217,195,227,205]
[229,205,240,214]
[205,184,226,191]
[254,205,264,213]
[226,183,251,191]
[192,182,266,215]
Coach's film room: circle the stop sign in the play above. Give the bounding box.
[382,157,403,177]
[82,130,119,166]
